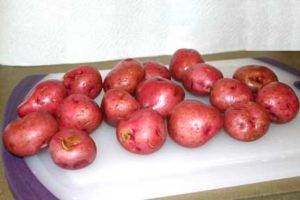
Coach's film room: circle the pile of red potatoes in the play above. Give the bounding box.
[2,48,299,170]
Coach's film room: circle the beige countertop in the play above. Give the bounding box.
[1,51,300,200]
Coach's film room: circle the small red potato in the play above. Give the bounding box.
[233,65,278,93]
[255,82,299,124]
[49,129,97,170]
[167,100,223,148]
[142,61,171,80]
[136,77,185,117]
[210,78,254,112]
[63,65,102,99]
[56,94,103,133]
[182,63,223,96]
[3,111,58,157]
[101,89,140,126]
[103,58,145,94]
[117,108,167,154]
[169,48,204,81]
[17,79,67,117]
[224,101,270,141]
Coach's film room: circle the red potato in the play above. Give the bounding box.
[142,61,171,80]
[103,58,145,94]
[63,65,102,99]
[56,94,103,133]
[3,111,58,157]
[49,129,97,170]
[224,101,270,141]
[116,108,167,154]
[233,65,278,93]
[136,77,185,117]
[182,63,223,96]
[169,48,204,81]
[167,100,223,148]
[255,82,299,124]
[101,89,140,126]
[210,78,254,112]
[17,79,67,117]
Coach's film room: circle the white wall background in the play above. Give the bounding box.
[0,0,299,66]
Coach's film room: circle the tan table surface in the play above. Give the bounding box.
[1,51,300,200]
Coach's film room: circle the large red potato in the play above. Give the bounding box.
[224,101,270,141]
[142,61,171,80]
[17,79,67,117]
[210,78,254,112]
[3,111,58,157]
[63,65,102,99]
[49,129,97,170]
[169,48,204,81]
[103,58,145,94]
[255,82,299,124]
[116,108,167,154]
[167,100,223,148]
[56,94,103,133]
[182,63,223,96]
[233,65,278,93]
[101,89,140,126]
[136,77,185,117]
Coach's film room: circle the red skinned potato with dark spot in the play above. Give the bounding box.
[167,100,223,148]
[233,65,278,93]
[49,129,97,170]
[56,94,103,134]
[103,58,145,94]
[101,89,140,126]
[255,82,299,124]
[224,101,270,141]
[63,65,102,99]
[182,63,223,96]
[116,108,167,154]
[169,48,204,81]
[17,79,67,117]
[136,77,185,117]
[3,111,58,157]
[142,61,171,80]
[210,78,254,112]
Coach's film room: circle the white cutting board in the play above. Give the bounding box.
[25,58,300,200]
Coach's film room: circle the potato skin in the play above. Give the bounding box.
[143,61,171,80]
[136,77,185,117]
[169,48,204,81]
[256,82,299,124]
[103,58,145,94]
[17,79,67,117]
[233,65,278,93]
[49,129,97,170]
[224,101,270,141]
[3,111,59,157]
[56,94,103,133]
[167,100,223,148]
[63,65,102,99]
[182,63,223,96]
[117,108,167,154]
[101,89,140,126]
[210,78,254,112]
